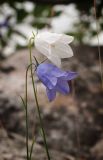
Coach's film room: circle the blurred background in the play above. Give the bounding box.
[0,1,103,160]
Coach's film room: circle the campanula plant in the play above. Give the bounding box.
[21,31,78,160]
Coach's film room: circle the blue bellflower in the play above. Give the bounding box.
[36,63,77,101]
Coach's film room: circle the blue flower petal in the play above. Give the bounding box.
[37,73,57,89]
[56,79,70,94]
[47,64,68,77]
[46,88,56,101]
[36,63,57,89]
[37,63,67,77]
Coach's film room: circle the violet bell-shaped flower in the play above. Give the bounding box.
[35,32,74,67]
[36,63,77,101]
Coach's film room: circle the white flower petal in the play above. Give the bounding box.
[35,36,50,57]
[49,55,61,67]
[51,43,73,58]
[36,32,61,44]
[61,34,74,44]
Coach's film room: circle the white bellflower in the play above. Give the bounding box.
[35,32,74,67]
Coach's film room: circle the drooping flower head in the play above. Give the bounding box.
[36,63,77,101]
[35,32,74,67]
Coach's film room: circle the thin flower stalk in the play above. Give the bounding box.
[23,63,36,160]
[29,138,35,160]
[25,64,33,160]
[20,63,35,160]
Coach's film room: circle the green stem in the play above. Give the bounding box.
[29,138,35,160]
[25,63,35,160]
[25,65,30,160]
[29,38,51,160]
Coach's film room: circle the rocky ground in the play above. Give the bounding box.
[0,45,103,160]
